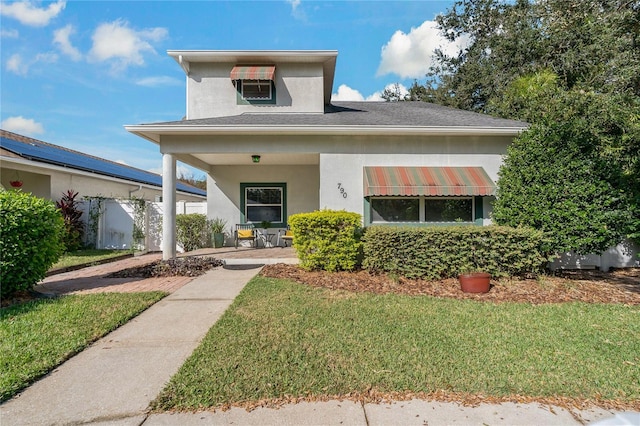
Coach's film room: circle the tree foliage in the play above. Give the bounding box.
[422,0,640,252]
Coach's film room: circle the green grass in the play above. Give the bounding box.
[50,249,130,270]
[0,292,166,401]
[153,276,640,410]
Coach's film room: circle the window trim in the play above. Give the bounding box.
[240,182,287,227]
[235,79,276,105]
[241,79,272,100]
[366,196,482,226]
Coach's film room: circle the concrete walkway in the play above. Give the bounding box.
[2,257,638,425]
[1,264,259,425]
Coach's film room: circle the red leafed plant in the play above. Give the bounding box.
[56,190,84,252]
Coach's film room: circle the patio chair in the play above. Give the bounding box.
[234,223,257,248]
[278,225,294,247]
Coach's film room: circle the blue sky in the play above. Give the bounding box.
[1,0,464,178]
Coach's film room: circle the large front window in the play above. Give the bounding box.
[241,183,286,225]
[370,197,474,223]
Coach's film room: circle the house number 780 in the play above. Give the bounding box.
[337,183,348,198]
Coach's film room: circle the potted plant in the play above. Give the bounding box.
[260,220,272,231]
[209,217,227,248]
[458,244,491,293]
[458,271,491,293]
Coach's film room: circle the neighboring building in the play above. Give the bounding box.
[0,129,206,202]
[125,50,528,259]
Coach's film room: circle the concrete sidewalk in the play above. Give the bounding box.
[1,264,261,426]
[2,261,637,426]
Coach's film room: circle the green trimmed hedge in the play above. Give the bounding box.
[289,210,363,272]
[0,190,65,297]
[362,225,550,279]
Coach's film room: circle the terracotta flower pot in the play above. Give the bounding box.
[458,272,491,293]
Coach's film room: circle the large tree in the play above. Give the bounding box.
[422,0,640,253]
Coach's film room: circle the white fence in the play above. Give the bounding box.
[81,200,207,252]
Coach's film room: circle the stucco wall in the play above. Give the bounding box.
[206,165,319,239]
[318,135,510,221]
[187,62,325,119]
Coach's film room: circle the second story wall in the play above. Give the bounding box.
[187,62,326,119]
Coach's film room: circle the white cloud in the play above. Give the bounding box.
[287,0,301,10]
[6,53,27,75]
[35,52,57,63]
[332,84,365,101]
[331,84,394,102]
[136,76,182,87]
[6,51,57,75]
[1,116,44,135]
[1,28,19,38]
[286,0,305,20]
[0,0,66,27]
[377,20,471,79]
[88,19,168,71]
[53,24,81,61]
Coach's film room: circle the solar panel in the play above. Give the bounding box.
[1,135,206,197]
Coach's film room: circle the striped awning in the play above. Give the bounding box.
[230,65,275,81]
[363,166,496,197]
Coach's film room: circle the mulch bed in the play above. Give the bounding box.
[106,256,224,278]
[260,264,640,305]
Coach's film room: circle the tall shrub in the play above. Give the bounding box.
[288,210,363,272]
[493,120,633,255]
[176,213,209,252]
[56,190,84,252]
[0,190,65,297]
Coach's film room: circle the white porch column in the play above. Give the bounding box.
[162,153,177,260]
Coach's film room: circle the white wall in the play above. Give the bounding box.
[206,164,319,243]
[318,147,508,220]
[550,240,640,271]
[187,62,325,119]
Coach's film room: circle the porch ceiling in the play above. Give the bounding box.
[192,152,319,166]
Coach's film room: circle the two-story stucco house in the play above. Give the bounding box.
[125,50,528,259]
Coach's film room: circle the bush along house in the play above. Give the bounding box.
[125,50,528,259]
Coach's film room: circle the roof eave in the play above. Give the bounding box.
[125,124,528,141]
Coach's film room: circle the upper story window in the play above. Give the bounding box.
[240,80,272,100]
[231,65,276,105]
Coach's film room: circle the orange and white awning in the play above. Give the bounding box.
[363,166,496,197]
[230,65,275,80]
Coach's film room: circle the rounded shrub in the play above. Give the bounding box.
[0,190,65,297]
[289,210,363,272]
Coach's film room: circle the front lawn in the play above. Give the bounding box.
[153,276,640,411]
[0,292,166,401]
[50,249,131,271]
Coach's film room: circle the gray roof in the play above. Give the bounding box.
[149,101,528,129]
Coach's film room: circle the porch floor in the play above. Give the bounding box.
[186,246,298,265]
